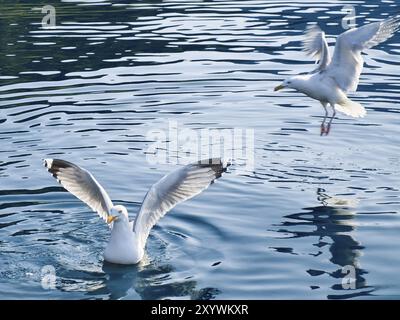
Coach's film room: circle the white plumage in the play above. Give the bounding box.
[44,158,229,265]
[275,16,400,125]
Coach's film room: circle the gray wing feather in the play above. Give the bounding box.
[133,158,230,249]
[44,159,113,222]
[327,16,400,92]
[303,24,331,73]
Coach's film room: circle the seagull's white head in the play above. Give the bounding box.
[107,205,128,224]
[274,76,305,92]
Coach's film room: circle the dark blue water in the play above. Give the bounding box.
[0,0,399,299]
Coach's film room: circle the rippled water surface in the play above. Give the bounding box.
[1,0,400,299]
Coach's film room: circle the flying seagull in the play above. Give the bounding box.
[274,16,400,134]
[44,158,229,265]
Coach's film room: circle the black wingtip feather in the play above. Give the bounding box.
[196,158,231,179]
[44,159,77,183]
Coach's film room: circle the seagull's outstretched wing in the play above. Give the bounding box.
[303,24,331,73]
[44,159,113,223]
[133,158,230,249]
[328,16,400,92]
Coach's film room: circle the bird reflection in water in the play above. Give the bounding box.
[274,188,374,299]
[85,254,220,300]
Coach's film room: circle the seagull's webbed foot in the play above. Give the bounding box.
[320,103,329,136]
[320,104,336,136]
[326,123,331,135]
[321,118,334,136]
[320,123,326,136]
[324,106,336,136]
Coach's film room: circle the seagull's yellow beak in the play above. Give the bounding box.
[107,215,118,224]
[274,84,285,92]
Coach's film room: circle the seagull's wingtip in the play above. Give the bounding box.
[43,158,53,169]
[223,158,233,169]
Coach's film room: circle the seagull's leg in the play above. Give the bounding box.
[320,102,328,136]
[326,104,336,135]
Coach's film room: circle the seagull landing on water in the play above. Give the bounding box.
[44,158,230,265]
[274,16,400,135]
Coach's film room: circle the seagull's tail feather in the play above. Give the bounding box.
[335,99,366,118]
